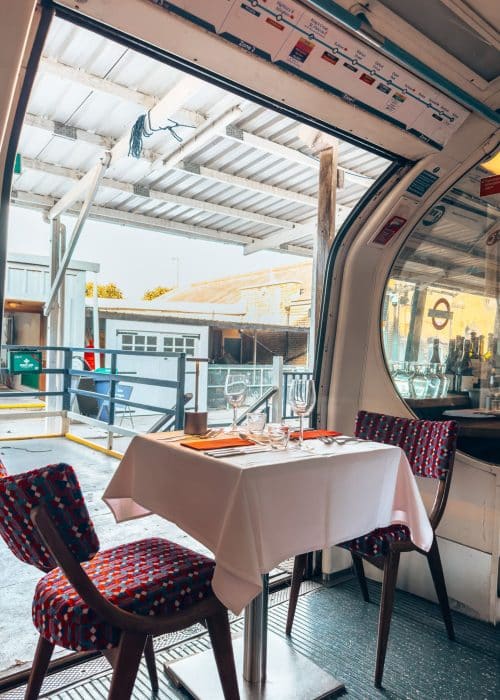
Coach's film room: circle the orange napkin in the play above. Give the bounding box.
[289,429,342,441]
[181,437,255,451]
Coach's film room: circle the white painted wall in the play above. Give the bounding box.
[104,318,209,413]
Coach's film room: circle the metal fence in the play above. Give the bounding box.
[207,363,313,421]
[0,345,187,448]
[1,347,313,442]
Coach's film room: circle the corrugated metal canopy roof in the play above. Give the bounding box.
[12,16,390,258]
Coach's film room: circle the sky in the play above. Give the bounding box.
[8,206,307,300]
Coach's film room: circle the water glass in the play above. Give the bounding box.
[289,378,316,447]
[247,412,266,435]
[267,423,289,450]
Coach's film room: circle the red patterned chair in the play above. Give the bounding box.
[286,410,458,688]
[0,463,239,699]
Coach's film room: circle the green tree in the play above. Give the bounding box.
[85,281,124,299]
[142,285,172,301]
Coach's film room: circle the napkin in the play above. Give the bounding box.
[289,429,342,440]
[181,437,255,451]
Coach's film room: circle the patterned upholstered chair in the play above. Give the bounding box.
[0,463,239,699]
[286,410,458,688]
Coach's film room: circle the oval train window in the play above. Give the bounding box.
[382,153,500,465]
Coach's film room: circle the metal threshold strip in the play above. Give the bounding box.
[2,577,499,699]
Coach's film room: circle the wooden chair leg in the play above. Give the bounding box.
[352,553,370,602]
[25,635,54,700]
[206,610,240,700]
[374,549,400,689]
[426,538,455,641]
[108,632,147,700]
[144,634,159,694]
[286,553,307,635]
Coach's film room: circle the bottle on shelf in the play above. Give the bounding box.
[426,364,441,398]
[437,364,449,397]
[430,337,441,365]
[456,339,474,393]
[444,339,456,392]
[453,337,464,392]
[469,331,481,378]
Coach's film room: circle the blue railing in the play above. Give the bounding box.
[0,345,187,432]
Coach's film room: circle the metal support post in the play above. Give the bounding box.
[106,352,117,451]
[44,152,111,317]
[243,574,269,683]
[175,353,186,430]
[271,355,283,422]
[46,220,61,430]
[61,348,71,434]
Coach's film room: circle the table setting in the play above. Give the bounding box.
[102,378,434,698]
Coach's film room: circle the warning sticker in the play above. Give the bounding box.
[480,175,500,197]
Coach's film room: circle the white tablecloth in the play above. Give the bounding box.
[103,435,433,614]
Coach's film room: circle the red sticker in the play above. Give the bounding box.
[480,175,500,197]
[372,216,407,245]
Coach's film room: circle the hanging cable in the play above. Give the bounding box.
[128,111,196,158]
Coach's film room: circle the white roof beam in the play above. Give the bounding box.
[178,162,317,208]
[223,126,319,170]
[47,75,203,220]
[11,191,313,258]
[24,113,113,149]
[244,227,313,255]
[244,204,351,255]
[24,111,317,208]
[40,56,158,109]
[222,126,374,185]
[21,157,319,231]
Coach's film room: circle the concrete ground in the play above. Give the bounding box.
[0,436,210,679]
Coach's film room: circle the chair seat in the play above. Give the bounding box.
[33,538,215,651]
[339,524,411,557]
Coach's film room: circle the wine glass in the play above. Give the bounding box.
[224,373,249,434]
[289,379,316,448]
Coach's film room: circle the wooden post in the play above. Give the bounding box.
[405,286,427,362]
[311,144,338,359]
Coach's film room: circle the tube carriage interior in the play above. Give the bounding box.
[0,0,498,697]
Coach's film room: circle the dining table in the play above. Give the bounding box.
[103,431,433,699]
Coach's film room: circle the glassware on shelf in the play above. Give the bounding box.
[289,378,316,448]
[410,364,429,399]
[437,364,450,397]
[426,364,441,399]
[224,373,249,434]
[393,362,411,398]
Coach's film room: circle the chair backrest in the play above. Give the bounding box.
[0,463,100,572]
[355,410,458,480]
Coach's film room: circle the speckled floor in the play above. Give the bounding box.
[2,577,498,699]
